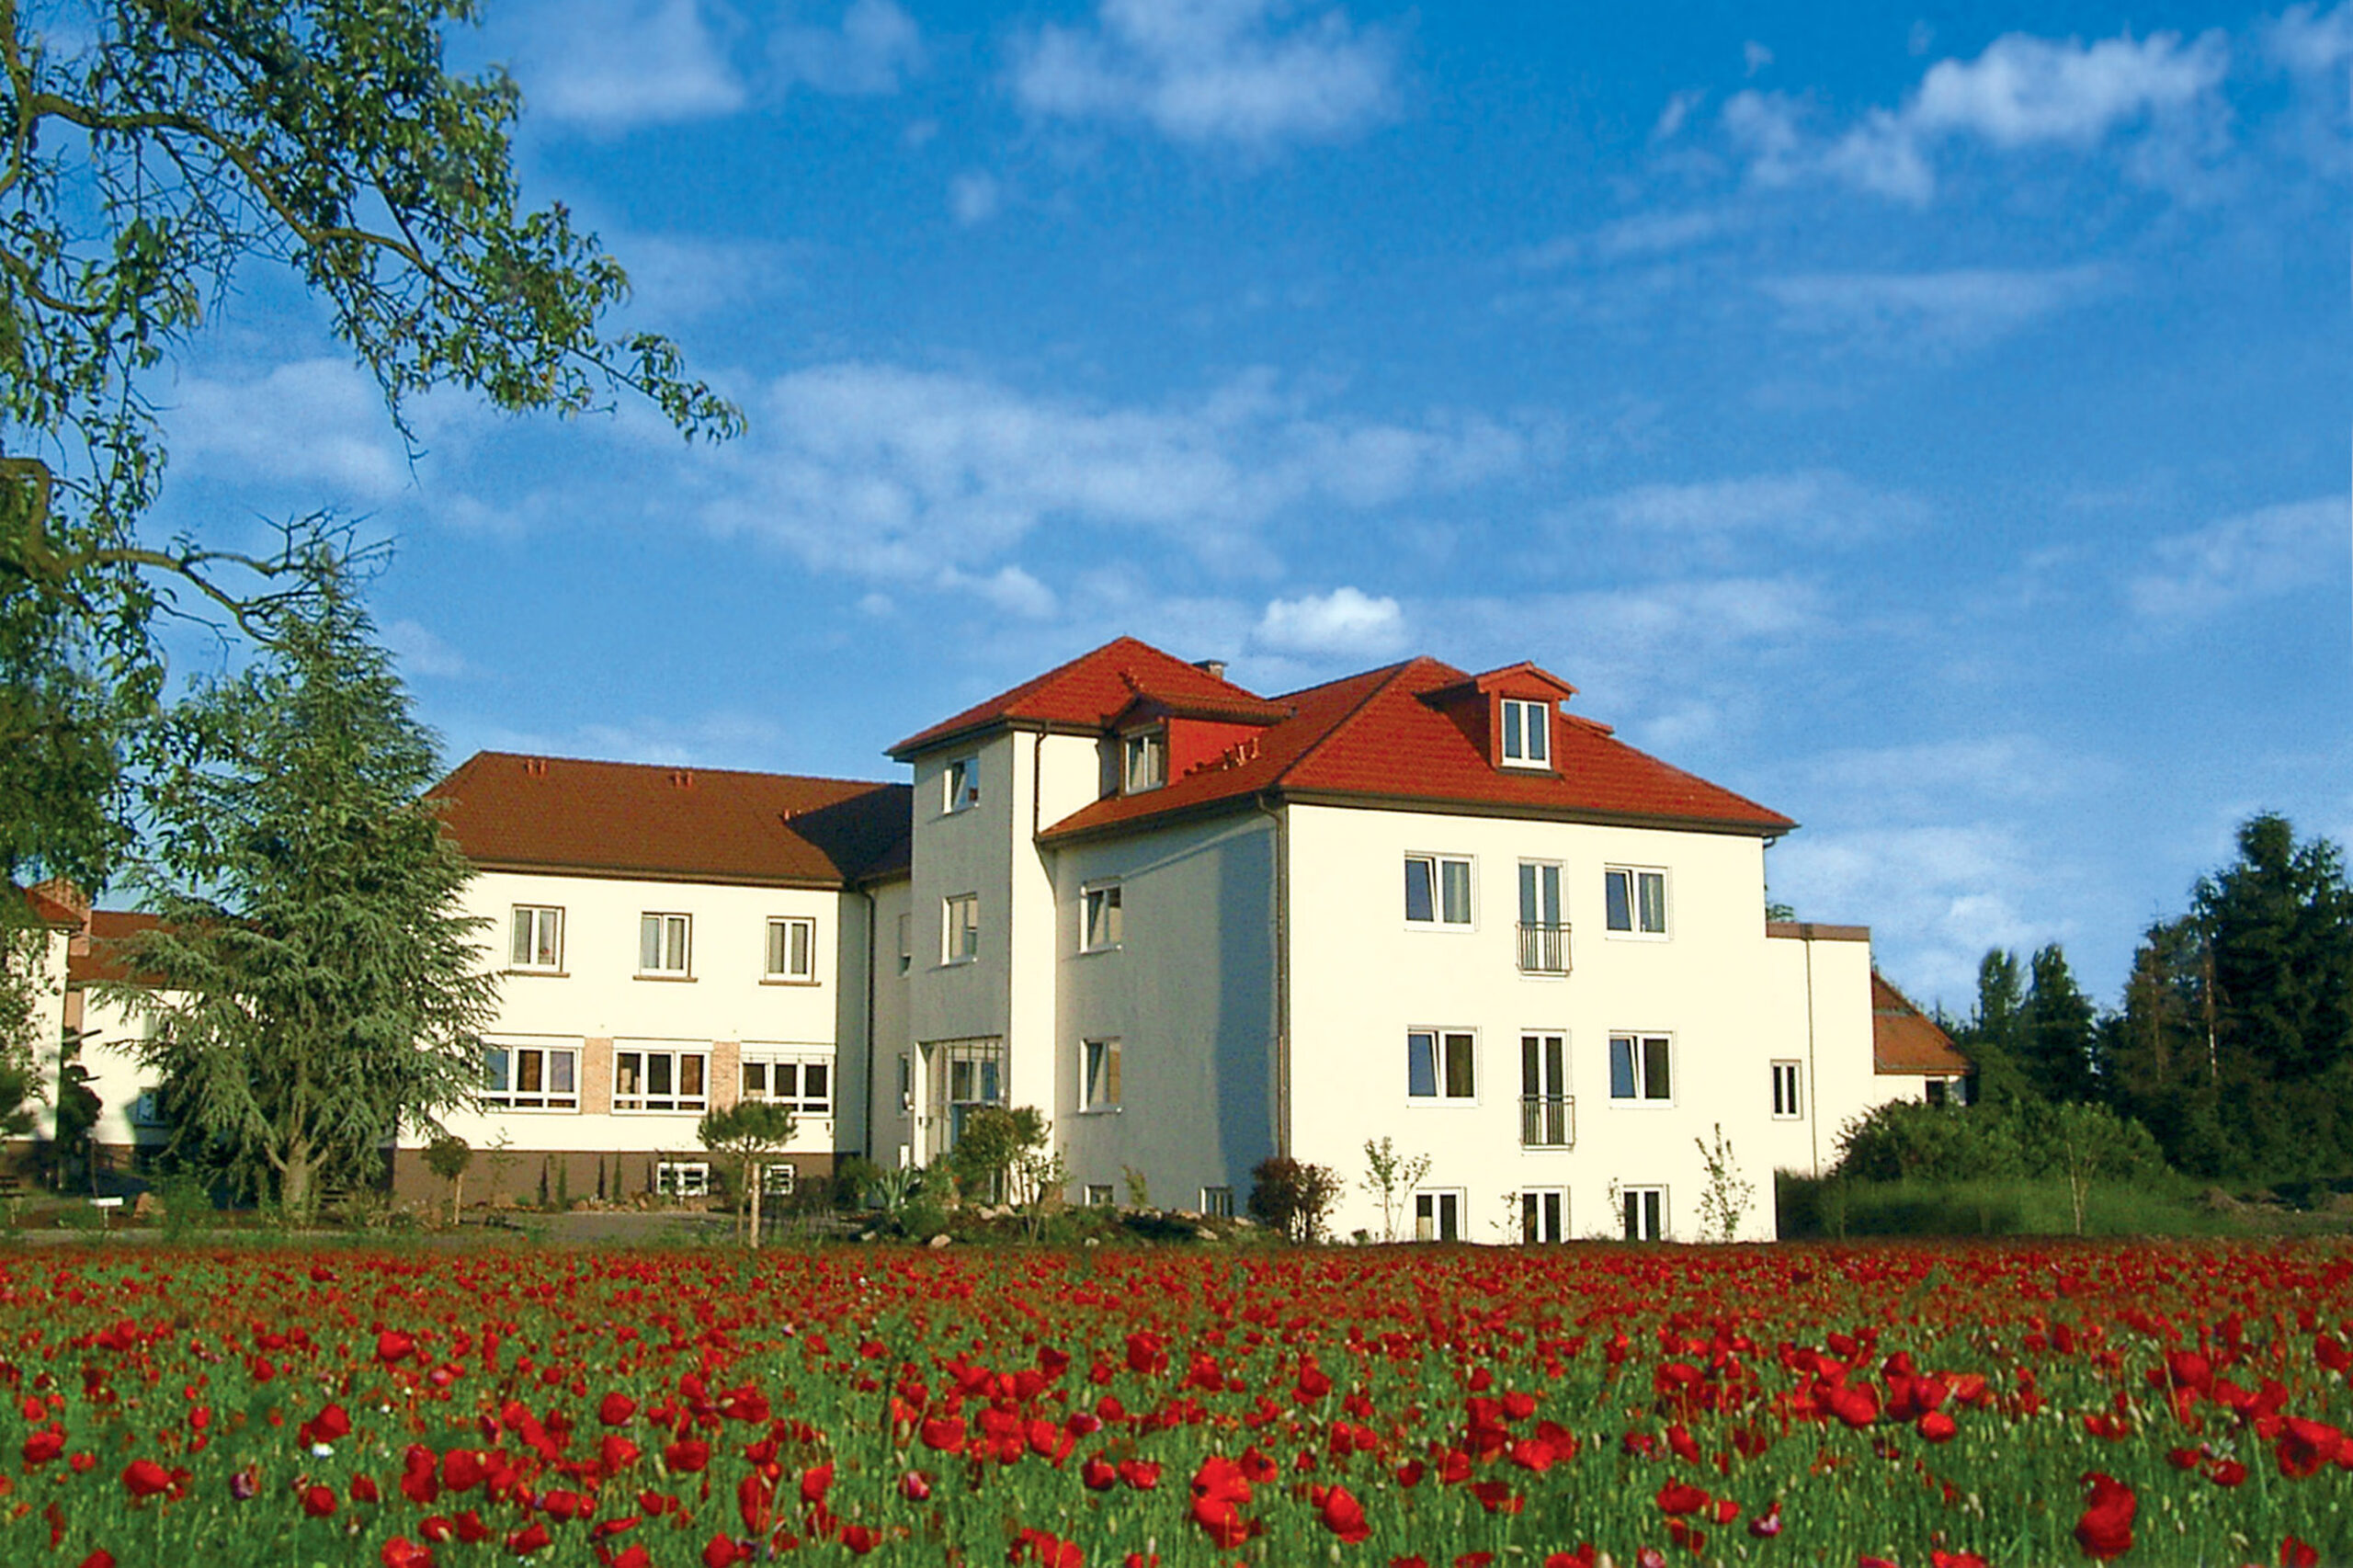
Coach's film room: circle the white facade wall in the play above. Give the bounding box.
[1280,803,1815,1244]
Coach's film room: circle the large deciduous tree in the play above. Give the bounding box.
[106,553,494,1214]
[1,0,739,902]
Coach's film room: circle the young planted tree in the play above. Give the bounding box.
[1360,1136,1430,1244]
[422,1133,472,1226]
[698,1100,798,1248]
[107,559,495,1217]
[1,0,739,926]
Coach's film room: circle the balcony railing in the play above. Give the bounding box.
[1518,922,1571,975]
[1520,1094,1574,1149]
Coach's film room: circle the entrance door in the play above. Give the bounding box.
[921,1039,1005,1165]
[1521,1187,1565,1243]
[1520,1032,1569,1146]
[1414,1188,1462,1242]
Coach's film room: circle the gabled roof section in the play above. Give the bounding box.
[429,753,911,888]
[1871,972,1973,1076]
[1041,653,1795,841]
[23,883,83,928]
[889,637,1275,758]
[1436,661,1580,702]
[69,910,167,988]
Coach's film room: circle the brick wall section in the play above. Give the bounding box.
[710,1040,741,1108]
[580,1039,613,1115]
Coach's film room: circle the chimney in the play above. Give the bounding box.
[669,769,694,790]
[1194,658,1227,681]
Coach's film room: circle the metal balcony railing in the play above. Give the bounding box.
[1520,1094,1574,1149]
[1518,922,1571,974]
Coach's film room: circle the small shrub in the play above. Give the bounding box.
[1247,1156,1339,1244]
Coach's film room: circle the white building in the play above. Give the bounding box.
[28,637,1961,1235]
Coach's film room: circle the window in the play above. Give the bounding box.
[1085,1184,1116,1208]
[943,894,979,964]
[1622,1186,1666,1241]
[510,906,563,971]
[1081,1038,1122,1111]
[131,1090,166,1128]
[1081,882,1123,951]
[1771,1061,1803,1119]
[1521,1187,1566,1244]
[1404,855,1472,926]
[928,1039,1005,1158]
[639,913,691,975]
[1122,730,1166,793]
[613,1047,708,1113]
[1200,1186,1233,1220]
[1518,862,1566,972]
[741,1053,832,1117]
[1608,1033,1673,1103]
[760,1164,797,1197]
[483,1042,580,1110]
[1520,1032,1571,1147]
[1407,1028,1476,1102]
[896,913,913,975]
[897,1052,914,1113]
[765,916,816,982]
[1414,1188,1463,1243]
[1604,868,1668,937]
[944,756,980,813]
[655,1162,710,1199]
[1499,698,1551,767]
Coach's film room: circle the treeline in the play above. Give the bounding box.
[1936,812,2353,1184]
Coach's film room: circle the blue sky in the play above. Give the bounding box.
[144,0,2349,1011]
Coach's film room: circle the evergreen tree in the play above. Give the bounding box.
[2105,916,2228,1175]
[106,555,494,1216]
[2019,944,2098,1102]
[1954,949,2033,1106]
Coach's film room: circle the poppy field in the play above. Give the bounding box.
[4,1240,2350,1567]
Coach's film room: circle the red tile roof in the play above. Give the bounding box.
[1039,653,1795,841]
[22,884,82,927]
[428,754,910,887]
[1871,972,1973,1075]
[68,911,167,988]
[890,637,1283,757]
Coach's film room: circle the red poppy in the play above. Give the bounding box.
[380,1540,434,1568]
[1918,1411,1958,1444]
[1748,1503,1783,1539]
[919,1416,967,1453]
[1655,1481,1710,1516]
[598,1392,639,1426]
[2073,1472,2135,1561]
[301,1483,337,1518]
[1188,1455,1255,1548]
[1315,1484,1370,1543]
[124,1459,174,1499]
[376,1331,416,1365]
[663,1437,711,1474]
[900,1471,933,1501]
[700,1536,754,1568]
[2281,1535,2320,1568]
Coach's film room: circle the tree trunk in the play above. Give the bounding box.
[748,1162,764,1250]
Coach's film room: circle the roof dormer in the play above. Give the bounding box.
[1421,662,1579,774]
[1102,688,1290,798]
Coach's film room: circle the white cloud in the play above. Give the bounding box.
[1579,469,1924,546]
[1759,266,2107,351]
[1652,88,1704,142]
[1769,824,2044,1000]
[2128,496,2347,620]
[383,619,468,679]
[1743,40,1774,76]
[770,0,922,95]
[952,564,1059,619]
[2268,3,2353,73]
[165,358,416,500]
[697,363,1553,583]
[1517,208,1732,272]
[605,233,803,321]
[518,0,746,131]
[1255,585,1404,656]
[1009,0,1400,151]
[949,171,1001,225]
[1726,28,2230,202]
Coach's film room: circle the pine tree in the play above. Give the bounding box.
[1955,949,2033,1106]
[106,553,494,1216]
[2019,944,2098,1102]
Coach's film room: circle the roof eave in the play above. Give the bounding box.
[462,858,857,892]
[1040,784,1795,845]
[887,716,1108,763]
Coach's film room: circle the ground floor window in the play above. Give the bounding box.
[1521,1187,1565,1244]
[1622,1185,1665,1241]
[614,1046,708,1113]
[758,1163,797,1197]
[483,1041,580,1111]
[1085,1184,1116,1207]
[1414,1187,1463,1243]
[1200,1186,1233,1219]
[656,1161,710,1199]
[741,1051,832,1117]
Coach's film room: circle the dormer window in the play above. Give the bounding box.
[1499,698,1551,768]
[1122,729,1166,793]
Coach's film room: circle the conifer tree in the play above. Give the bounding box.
[2019,944,2098,1102]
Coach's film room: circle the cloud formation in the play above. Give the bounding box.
[1759,266,2107,352]
[165,358,421,500]
[517,0,746,131]
[2128,496,2347,621]
[1255,586,1404,657]
[1010,0,1399,151]
[770,0,922,96]
[1727,28,2230,201]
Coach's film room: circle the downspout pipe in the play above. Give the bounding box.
[1250,793,1290,1159]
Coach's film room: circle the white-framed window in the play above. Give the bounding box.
[765,916,816,982]
[944,756,980,813]
[1085,1184,1116,1208]
[1521,1187,1566,1244]
[741,1052,832,1117]
[656,1161,710,1199]
[1517,861,1566,973]
[638,913,692,976]
[1622,1185,1666,1241]
[510,905,563,971]
[131,1090,166,1128]
[1081,1037,1121,1112]
[1404,854,1473,927]
[1414,1188,1464,1243]
[1122,729,1166,794]
[613,1046,709,1113]
[1499,698,1551,767]
[1603,868,1668,937]
[896,1052,914,1114]
[896,913,913,976]
[483,1040,580,1111]
[1520,1032,1571,1147]
[1771,1060,1803,1119]
[1081,881,1123,952]
[942,893,980,964]
[1608,1033,1673,1104]
[1407,1028,1476,1102]
[1200,1186,1233,1219]
[760,1163,797,1197]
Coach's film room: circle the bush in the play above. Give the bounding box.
[1835,1099,2165,1185]
[1247,1156,1339,1244]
